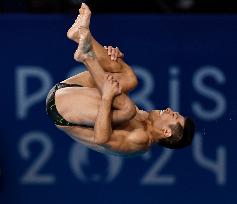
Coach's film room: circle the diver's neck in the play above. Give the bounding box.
[145,117,161,145]
[135,109,161,145]
[135,108,149,121]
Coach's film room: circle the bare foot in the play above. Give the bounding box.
[74,28,94,62]
[78,3,91,29]
[67,14,80,42]
[67,3,91,43]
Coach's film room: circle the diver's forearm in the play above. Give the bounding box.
[94,96,113,144]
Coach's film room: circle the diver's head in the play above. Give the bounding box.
[148,108,195,149]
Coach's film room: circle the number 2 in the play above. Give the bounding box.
[19,131,55,184]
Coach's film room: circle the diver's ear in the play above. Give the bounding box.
[162,128,172,137]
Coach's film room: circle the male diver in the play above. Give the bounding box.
[46,3,195,156]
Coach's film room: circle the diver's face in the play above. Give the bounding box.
[149,108,185,135]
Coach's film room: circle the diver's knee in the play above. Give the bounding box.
[105,60,123,72]
[128,72,138,91]
[123,99,136,120]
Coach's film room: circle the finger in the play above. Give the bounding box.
[118,51,124,58]
[116,85,121,95]
[112,80,118,86]
[104,74,108,81]
[115,47,121,56]
[111,48,116,60]
[115,47,119,55]
[115,82,120,90]
[114,48,118,60]
[112,79,117,83]
[117,85,122,94]
[108,74,113,81]
[114,47,119,60]
[108,46,113,55]
[117,48,123,57]
[112,81,117,87]
[119,85,122,93]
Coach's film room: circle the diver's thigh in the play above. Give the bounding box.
[55,87,100,125]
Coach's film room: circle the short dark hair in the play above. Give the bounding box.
[158,117,195,149]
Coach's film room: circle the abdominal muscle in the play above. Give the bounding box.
[69,134,145,157]
[57,124,138,157]
[55,87,101,126]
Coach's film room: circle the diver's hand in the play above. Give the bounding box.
[104,46,124,61]
[102,74,122,100]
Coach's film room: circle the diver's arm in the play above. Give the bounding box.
[93,95,113,144]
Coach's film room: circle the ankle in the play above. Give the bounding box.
[87,51,96,59]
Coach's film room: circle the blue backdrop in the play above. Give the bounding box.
[0,14,236,204]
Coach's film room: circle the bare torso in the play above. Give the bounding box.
[58,113,150,156]
[55,87,151,156]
